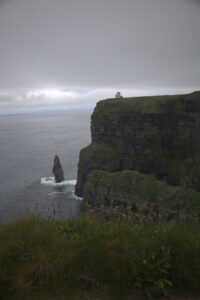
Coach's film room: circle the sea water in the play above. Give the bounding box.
[0,110,91,223]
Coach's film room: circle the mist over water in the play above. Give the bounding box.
[0,110,91,223]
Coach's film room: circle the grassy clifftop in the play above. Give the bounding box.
[94,91,200,115]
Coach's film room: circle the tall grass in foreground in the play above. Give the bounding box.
[0,214,200,300]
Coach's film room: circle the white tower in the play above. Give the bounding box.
[115,92,123,99]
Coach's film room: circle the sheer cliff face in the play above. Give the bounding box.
[75,91,200,197]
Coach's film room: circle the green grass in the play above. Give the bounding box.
[0,214,200,300]
[80,143,120,164]
[82,144,119,161]
[85,170,200,214]
[94,93,190,115]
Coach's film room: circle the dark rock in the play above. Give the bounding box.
[52,155,64,183]
[75,91,200,197]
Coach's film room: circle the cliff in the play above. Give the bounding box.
[75,91,200,197]
[84,170,200,220]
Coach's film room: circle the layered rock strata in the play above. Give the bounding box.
[75,91,200,197]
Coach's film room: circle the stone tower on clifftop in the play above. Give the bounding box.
[115,92,123,99]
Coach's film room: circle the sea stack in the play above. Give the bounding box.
[52,155,64,183]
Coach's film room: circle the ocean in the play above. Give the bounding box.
[0,110,91,224]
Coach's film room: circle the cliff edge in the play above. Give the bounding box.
[75,91,200,197]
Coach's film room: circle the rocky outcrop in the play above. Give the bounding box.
[75,91,200,197]
[52,155,64,183]
[83,170,200,220]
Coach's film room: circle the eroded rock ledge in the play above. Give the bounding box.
[75,91,200,201]
[83,170,200,220]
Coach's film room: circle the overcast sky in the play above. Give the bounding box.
[0,0,200,111]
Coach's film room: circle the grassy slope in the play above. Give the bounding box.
[86,170,200,214]
[0,215,200,300]
[94,93,189,115]
[80,143,119,163]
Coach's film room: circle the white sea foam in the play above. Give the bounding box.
[71,191,83,201]
[41,177,77,187]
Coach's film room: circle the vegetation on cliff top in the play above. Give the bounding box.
[85,170,200,214]
[0,214,200,300]
[81,143,119,161]
[93,93,196,115]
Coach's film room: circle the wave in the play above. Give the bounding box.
[41,177,77,187]
[71,191,83,200]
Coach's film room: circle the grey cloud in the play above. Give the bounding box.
[0,0,200,109]
[190,0,200,3]
[0,86,196,110]
[0,0,7,4]
[0,96,14,103]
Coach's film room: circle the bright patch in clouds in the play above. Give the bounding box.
[27,89,77,99]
